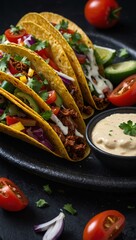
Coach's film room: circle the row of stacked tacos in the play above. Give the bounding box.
[0,12,113,161]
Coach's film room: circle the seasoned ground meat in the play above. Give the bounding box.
[9,57,29,73]
[64,135,86,160]
[93,94,108,109]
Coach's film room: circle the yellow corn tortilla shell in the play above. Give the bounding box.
[0,47,90,161]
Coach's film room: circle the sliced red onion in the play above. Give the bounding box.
[34,212,65,240]
[26,127,53,150]
[23,35,36,47]
[74,52,86,61]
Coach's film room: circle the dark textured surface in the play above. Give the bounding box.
[0,0,136,239]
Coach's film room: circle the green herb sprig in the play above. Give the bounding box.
[119,120,136,136]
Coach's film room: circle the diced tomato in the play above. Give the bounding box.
[35,48,60,71]
[60,28,75,34]
[5,29,27,43]
[51,106,60,115]
[46,90,57,105]
[35,48,50,59]
[6,116,19,125]
[76,54,86,64]
[8,61,19,75]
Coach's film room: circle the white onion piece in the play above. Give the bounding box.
[55,70,75,82]
[34,212,65,232]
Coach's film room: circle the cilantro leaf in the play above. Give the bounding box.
[36,199,48,208]
[0,34,6,43]
[10,25,22,34]
[27,77,43,93]
[14,55,30,66]
[0,54,10,72]
[63,203,77,215]
[55,20,68,31]
[63,33,71,42]
[40,110,52,121]
[43,184,52,195]
[29,40,49,51]
[65,31,89,54]
[39,90,48,101]
[119,120,136,136]
[118,48,129,58]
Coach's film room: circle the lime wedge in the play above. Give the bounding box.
[104,60,136,85]
[94,45,116,66]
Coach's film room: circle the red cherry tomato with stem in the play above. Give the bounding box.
[84,0,121,29]
[0,177,29,211]
[108,74,136,106]
[83,210,125,240]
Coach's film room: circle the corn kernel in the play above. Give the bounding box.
[28,68,34,77]
[20,75,27,83]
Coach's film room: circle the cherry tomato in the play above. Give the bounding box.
[83,210,125,240]
[108,74,136,106]
[84,0,121,29]
[51,106,60,115]
[0,177,29,211]
[5,28,26,43]
[46,90,57,105]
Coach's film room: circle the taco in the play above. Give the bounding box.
[0,88,62,158]
[17,12,113,110]
[0,23,94,119]
[0,44,90,161]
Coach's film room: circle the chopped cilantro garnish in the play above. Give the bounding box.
[55,20,68,31]
[36,199,48,208]
[63,33,71,42]
[0,54,10,72]
[40,110,52,121]
[29,40,49,51]
[39,90,48,101]
[64,31,89,54]
[10,25,22,34]
[119,120,136,136]
[14,55,30,65]
[118,48,129,58]
[63,203,77,215]
[43,184,52,195]
[0,34,6,43]
[27,77,43,93]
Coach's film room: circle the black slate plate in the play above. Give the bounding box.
[1,33,136,193]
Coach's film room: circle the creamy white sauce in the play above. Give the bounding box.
[51,114,68,135]
[51,113,83,137]
[84,49,113,98]
[92,113,136,156]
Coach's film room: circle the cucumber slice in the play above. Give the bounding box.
[104,60,136,85]
[94,45,116,66]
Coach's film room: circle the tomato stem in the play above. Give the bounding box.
[110,7,122,20]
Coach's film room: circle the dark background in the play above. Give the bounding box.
[1,1,136,240]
